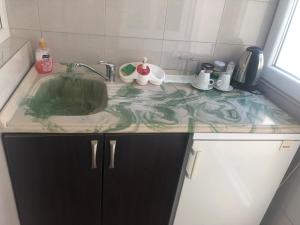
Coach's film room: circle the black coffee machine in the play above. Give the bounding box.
[232,46,264,91]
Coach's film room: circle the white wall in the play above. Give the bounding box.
[0,37,34,225]
[5,0,278,73]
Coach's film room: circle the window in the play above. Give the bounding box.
[263,0,300,100]
[275,0,300,79]
[0,0,9,43]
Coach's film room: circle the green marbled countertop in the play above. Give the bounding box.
[1,64,300,134]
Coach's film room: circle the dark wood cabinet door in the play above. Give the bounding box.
[2,134,103,225]
[102,133,189,225]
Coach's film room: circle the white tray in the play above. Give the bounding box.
[119,62,165,85]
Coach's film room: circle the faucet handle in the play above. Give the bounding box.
[98,61,116,69]
[98,61,116,82]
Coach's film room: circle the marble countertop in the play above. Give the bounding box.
[1,64,300,134]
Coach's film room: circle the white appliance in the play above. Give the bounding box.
[173,133,300,225]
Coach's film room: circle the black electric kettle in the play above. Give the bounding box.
[232,46,264,91]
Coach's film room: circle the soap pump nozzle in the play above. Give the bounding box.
[142,57,148,69]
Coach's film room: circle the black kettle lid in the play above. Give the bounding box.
[247,46,263,54]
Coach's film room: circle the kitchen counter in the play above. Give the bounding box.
[1,64,300,134]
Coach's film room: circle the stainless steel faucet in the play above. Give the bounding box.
[71,61,116,82]
[98,61,116,82]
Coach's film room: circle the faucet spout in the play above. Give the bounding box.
[73,63,109,81]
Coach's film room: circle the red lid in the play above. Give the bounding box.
[137,64,150,75]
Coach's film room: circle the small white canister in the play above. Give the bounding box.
[136,57,151,85]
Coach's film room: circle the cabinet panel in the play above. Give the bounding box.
[103,133,189,225]
[3,134,103,225]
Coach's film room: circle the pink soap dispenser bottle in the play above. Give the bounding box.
[35,38,53,74]
[136,57,151,85]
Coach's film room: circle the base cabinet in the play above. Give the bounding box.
[3,134,104,225]
[103,134,188,225]
[2,133,189,225]
[174,140,300,225]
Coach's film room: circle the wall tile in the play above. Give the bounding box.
[161,40,213,73]
[105,0,167,39]
[38,0,105,35]
[164,0,225,42]
[43,32,105,64]
[6,0,277,72]
[105,37,162,67]
[6,0,40,30]
[213,43,247,63]
[10,29,41,49]
[257,0,279,3]
[217,0,277,46]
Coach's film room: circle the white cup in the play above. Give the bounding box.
[216,72,231,90]
[193,70,214,90]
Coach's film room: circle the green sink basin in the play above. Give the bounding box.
[25,75,108,118]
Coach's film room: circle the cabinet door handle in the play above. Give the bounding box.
[186,150,200,179]
[91,140,98,169]
[109,140,117,169]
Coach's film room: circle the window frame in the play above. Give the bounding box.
[0,0,10,43]
[262,0,300,101]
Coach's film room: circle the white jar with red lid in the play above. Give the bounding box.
[136,57,151,85]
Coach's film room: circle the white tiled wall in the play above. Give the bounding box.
[6,0,278,73]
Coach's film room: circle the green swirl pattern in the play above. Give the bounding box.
[20,67,299,133]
